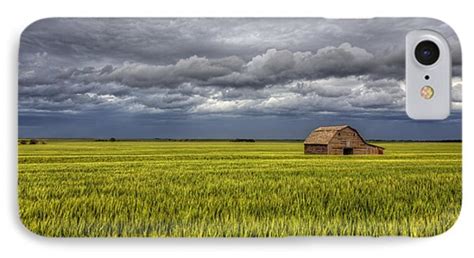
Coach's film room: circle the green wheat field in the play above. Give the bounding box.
[18,140,461,237]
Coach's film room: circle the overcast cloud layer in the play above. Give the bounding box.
[19,18,462,140]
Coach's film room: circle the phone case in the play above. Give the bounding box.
[18,18,462,237]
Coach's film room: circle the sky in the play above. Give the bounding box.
[18,18,462,140]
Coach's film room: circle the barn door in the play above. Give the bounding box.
[343,148,353,155]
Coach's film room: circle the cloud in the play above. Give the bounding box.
[18,18,462,139]
[452,83,462,102]
[19,76,403,117]
[20,18,462,90]
[19,43,392,92]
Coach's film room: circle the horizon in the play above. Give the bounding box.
[18,137,463,142]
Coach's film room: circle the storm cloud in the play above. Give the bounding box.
[19,18,462,139]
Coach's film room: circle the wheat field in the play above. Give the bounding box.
[18,141,461,237]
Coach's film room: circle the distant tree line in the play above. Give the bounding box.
[95,137,117,142]
[153,138,256,142]
[18,139,47,145]
[230,139,256,142]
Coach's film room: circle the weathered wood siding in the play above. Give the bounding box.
[327,127,383,155]
[304,144,327,154]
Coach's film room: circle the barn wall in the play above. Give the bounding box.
[327,128,383,155]
[327,127,364,154]
[304,144,328,154]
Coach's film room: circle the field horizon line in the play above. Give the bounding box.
[17,137,462,143]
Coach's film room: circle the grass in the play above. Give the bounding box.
[18,141,461,237]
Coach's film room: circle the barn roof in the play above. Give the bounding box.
[304,125,349,145]
[304,125,384,149]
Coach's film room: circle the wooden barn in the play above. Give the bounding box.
[304,125,384,155]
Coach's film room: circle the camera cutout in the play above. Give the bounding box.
[406,30,451,120]
[415,40,440,66]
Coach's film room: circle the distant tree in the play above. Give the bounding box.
[40,140,47,144]
[19,140,27,145]
[29,139,39,145]
[231,139,256,143]
[109,137,116,142]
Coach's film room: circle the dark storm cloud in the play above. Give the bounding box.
[20,18,462,72]
[18,18,462,139]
